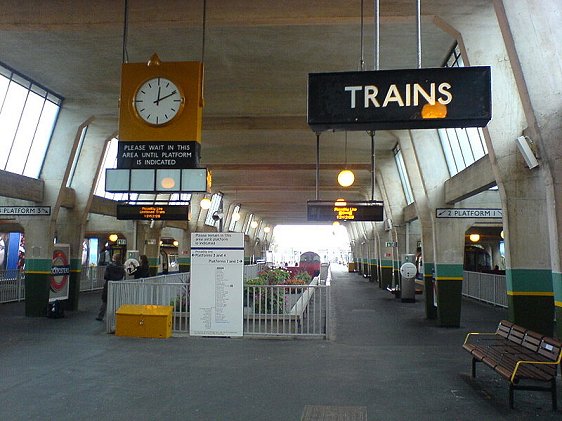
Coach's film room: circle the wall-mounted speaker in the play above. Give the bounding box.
[515,135,539,169]
[384,218,393,231]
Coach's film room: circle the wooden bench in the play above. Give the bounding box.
[463,320,562,410]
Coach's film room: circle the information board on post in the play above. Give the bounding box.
[189,232,244,337]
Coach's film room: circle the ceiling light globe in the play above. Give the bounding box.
[200,197,212,209]
[337,169,355,187]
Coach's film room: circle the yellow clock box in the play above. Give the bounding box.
[119,53,204,143]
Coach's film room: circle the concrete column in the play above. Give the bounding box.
[435,5,554,334]
[493,0,562,336]
[398,130,440,319]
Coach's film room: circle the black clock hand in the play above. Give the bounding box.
[154,86,162,105]
[156,90,178,102]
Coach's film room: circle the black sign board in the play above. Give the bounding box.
[307,200,384,222]
[308,66,491,131]
[116,205,189,221]
[117,141,200,169]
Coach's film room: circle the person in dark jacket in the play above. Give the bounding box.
[96,253,125,321]
[134,255,150,279]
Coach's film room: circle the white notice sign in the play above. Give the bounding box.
[435,208,502,219]
[190,232,244,337]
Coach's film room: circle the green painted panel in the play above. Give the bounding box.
[551,272,562,300]
[423,262,434,277]
[25,258,51,272]
[435,263,463,279]
[178,256,191,264]
[380,259,393,267]
[506,268,553,293]
[70,258,82,270]
[508,294,554,336]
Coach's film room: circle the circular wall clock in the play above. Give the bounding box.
[134,77,184,126]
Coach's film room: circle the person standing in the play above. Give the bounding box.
[134,255,150,279]
[96,253,125,321]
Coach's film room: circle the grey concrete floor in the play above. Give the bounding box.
[0,265,560,420]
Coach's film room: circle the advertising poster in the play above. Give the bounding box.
[49,244,71,302]
[190,233,244,337]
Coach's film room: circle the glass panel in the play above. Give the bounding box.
[67,125,88,187]
[24,100,59,178]
[6,93,44,174]
[438,129,455,176]
[393,146,414,205]
[156,169,181,192]
[0,81,27,170]
[181,168,207,191]
[467,127,487,160]
[228,204,241,232]
[106,169,132,192]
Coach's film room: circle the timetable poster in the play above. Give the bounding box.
[189,232,244,337]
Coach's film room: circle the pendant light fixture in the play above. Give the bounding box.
[338,131,355,187]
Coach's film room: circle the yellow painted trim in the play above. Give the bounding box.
[555,301,562,308]
[435,277,463,281]
[25,271,51,275]
[380,265,393,269]
[507,291,554,297]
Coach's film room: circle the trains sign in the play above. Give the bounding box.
[307,200,384,222]
[307,66,491,131]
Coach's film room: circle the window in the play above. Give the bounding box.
[66,124,88,187]
[393,144,414,205]
[228,204,241,232]
[438,44,487,176]
[204,193,223,227]
[244,213,254,235]
[94,138,137,201]
[0,61,62,178]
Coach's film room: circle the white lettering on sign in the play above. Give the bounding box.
[436,208,503,219]
[345,82,453,109]
[0,206,51,216]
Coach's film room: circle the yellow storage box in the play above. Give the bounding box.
[115,304,173,339]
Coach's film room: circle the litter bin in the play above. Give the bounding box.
[399,262,417,303]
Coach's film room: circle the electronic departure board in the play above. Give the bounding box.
[307,200,384,222]
[116,205,189,221]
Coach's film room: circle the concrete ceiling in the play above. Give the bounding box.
[0,0,494,225]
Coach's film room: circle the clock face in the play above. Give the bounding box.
[134,77,184,125]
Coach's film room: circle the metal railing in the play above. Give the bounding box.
[243,277,328,337]
[80,266,106,292]
[462,270,507,308]
[106,272,191,333]
[0,269,25,303]
[105,264,330,338]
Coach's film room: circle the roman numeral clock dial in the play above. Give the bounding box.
[134,77,184,126]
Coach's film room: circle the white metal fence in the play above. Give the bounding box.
[105,272,190,333]
[0,270,25,303]
[462,270,507,308]
[106,264,330,338]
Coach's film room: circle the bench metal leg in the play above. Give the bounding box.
[509,384,514,409]
[472,357,477,378]
[550,377,558,411]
